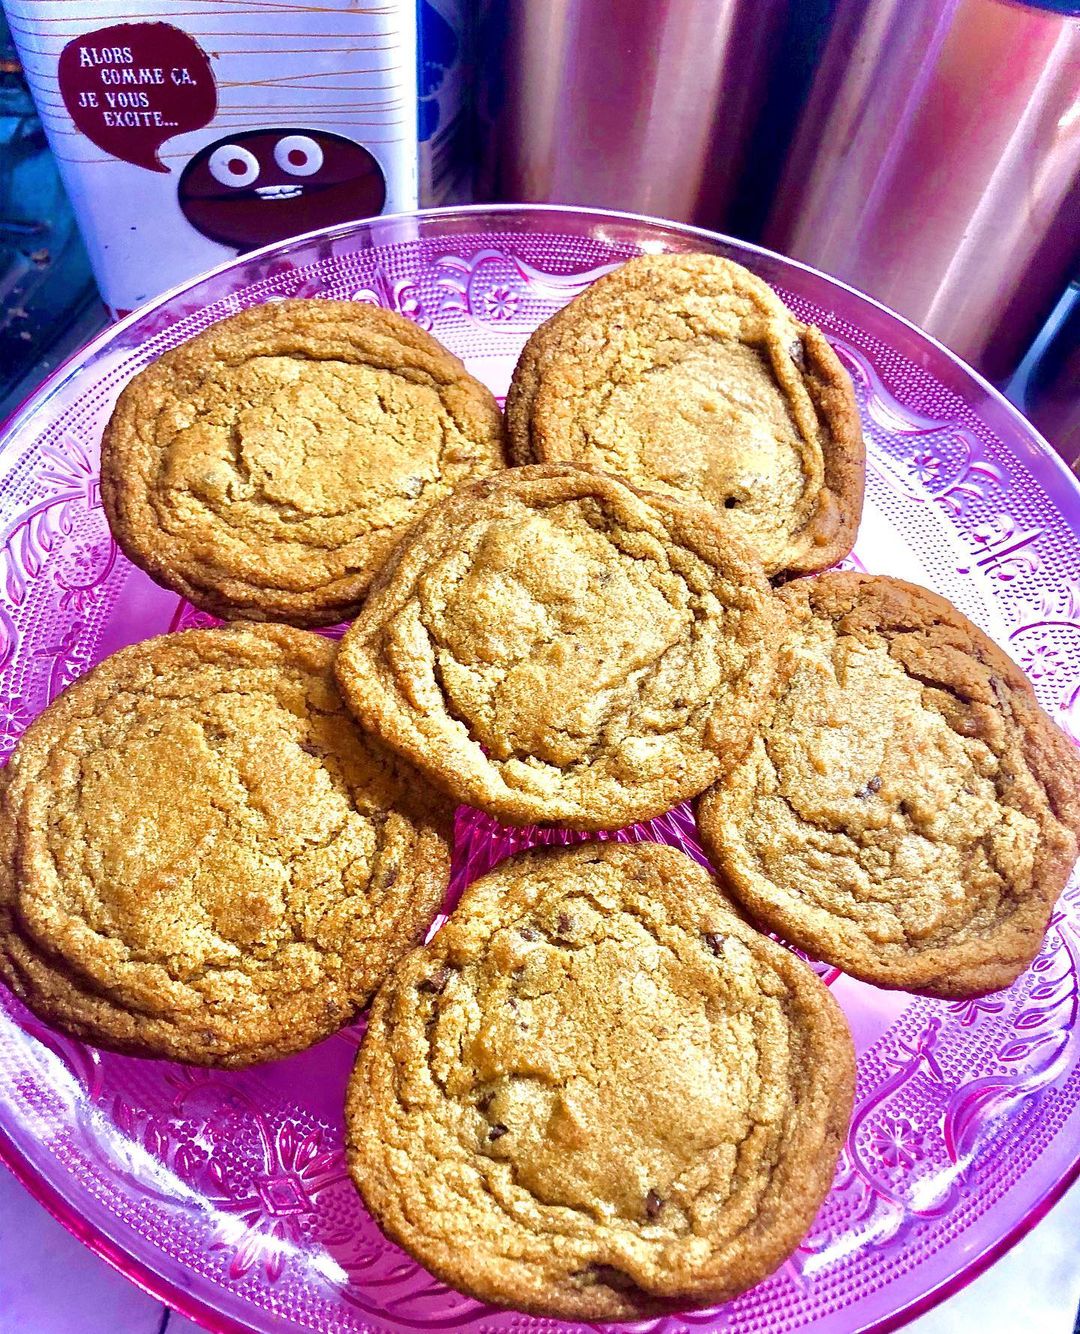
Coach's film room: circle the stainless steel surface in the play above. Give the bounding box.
[481,0,785,226]
[767,0,1080,382]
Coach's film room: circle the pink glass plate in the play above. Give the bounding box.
[1,205,1079,1334]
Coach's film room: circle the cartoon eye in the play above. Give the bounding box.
[208,144,260,188]
[274,135,324,177]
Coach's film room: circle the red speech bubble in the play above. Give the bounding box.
[58,22,216,174]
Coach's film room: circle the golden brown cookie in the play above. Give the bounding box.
[334,463,784,830]
[0,623,452,1066]
[505,253,864,577]
[697,573,1080,997]
[346,842,854,1320]
[101,299,506,627]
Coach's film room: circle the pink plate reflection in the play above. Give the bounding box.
[1,206,1080,1334]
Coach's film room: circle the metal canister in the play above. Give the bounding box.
[478,0,787,228]
[767,0,1080,383]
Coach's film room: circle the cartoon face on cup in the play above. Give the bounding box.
[178,128,387,250]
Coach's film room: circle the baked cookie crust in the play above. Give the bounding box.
[346,842,854,1319]
[0,623,452,1065]
[102,299,506,626]
[335,463,784,829]
[506,253,864,577]
[697,573,1080,997]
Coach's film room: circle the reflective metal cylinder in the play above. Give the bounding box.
[767,0,1080,382]
[480,0,786,227]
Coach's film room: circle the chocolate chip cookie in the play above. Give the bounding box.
[505,253,864,577]
[346,842,854,1319]
[697,573,1080,997]
[102,299,506,627]
[0,623,452,1066]
[334,463,784,830]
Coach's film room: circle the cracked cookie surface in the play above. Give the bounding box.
[102,299,506,626]
[334,464,783,829]
[697,573,1080,997]
[505,253,864,577]
[0,623,452,1066]
[346,842,854,1320]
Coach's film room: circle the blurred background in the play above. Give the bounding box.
[1,0,1078,459]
